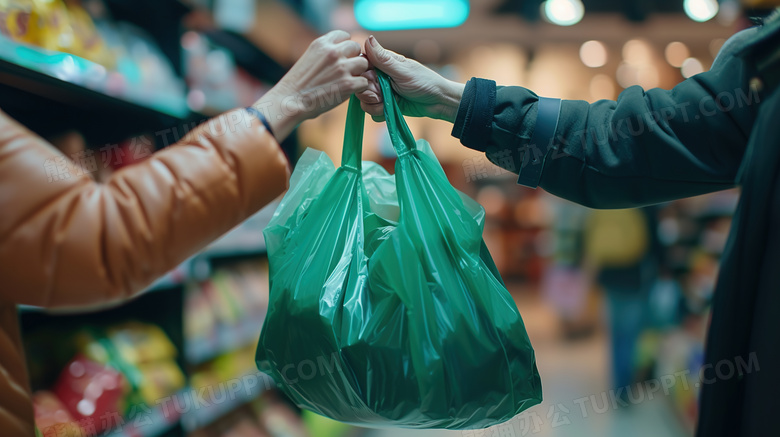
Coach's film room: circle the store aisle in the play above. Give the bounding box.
[368,287,690,437]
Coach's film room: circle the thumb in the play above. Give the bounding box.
[365,35,405,75]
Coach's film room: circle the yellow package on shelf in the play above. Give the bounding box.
[67,4,113,67]
[0,0,47,46]
[108,322,178,365]
[136,361,186,405]
[0,0,113,67]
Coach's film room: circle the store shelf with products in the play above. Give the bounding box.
[181,371,272,432]
[146,262,194,294]
[184,389,321,437]
[196,201,278,261]
[5,1,336,436]
[19,230,284,436]
[22,288,187,437]
[200,30,289,84]
[0,4,293,146]
[184,248,271,364]
[104,390,185,437]
[16,198,280,436]
[185,313,267,367]
[21,258,280,435]
[183,342,272,432]
[0,33,195,145]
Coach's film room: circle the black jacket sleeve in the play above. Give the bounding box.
[452,28,761,209]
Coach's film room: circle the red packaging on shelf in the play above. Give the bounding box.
[53,356,126,434]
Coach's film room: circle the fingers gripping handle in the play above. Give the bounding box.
[339,69,416,170]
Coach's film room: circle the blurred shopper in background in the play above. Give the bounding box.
[358,6,780,436]
[583,207,660,399]
[0,30,369,437]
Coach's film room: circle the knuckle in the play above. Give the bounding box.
[337,78,352,91]
[325,48,339,61]
[335,63,348,76]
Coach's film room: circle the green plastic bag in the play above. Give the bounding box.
[256,70,542,429]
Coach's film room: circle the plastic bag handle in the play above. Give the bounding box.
[375,69,416,156]
[340,70,417,170]
[340,94,366,171]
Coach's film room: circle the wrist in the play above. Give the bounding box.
[252,86,305,142]
[436,80,465,123]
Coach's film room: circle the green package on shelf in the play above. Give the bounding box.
[0,35,189,118]
[256,70,542,430]
[0,36,98,82]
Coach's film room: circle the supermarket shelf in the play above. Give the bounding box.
[0,42,193,144]
[186,313,267,365]
[104,396,183,437]
[140,257,194,294]
[181,372,271,431]
[203,30,288,83]
[144,267,188,293]
[197,244,267,260]
[194,201,277,260]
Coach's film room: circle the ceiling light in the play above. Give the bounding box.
[684,0,719,22]
[543,0,585,27]
[355,0,469,31]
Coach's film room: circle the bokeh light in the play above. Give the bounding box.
[681,57,705,78]
[684,0,719,22]
[580,40,608,68]
[665,42,690,68]
[636,65,660,89]
[616,62,638,88]
[622,39,653,65]
[543,0,585,26]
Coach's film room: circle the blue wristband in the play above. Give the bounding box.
[245,106,276,140]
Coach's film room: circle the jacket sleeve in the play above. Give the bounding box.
[0,108,290,308]
[452,28,760,209]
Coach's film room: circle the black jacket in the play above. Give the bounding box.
[451,12,780,437]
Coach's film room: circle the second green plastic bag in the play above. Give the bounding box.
[256,71,542,429]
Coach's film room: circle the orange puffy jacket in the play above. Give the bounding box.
[0,108,290,436]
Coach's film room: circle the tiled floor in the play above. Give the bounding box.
[368,288,690,437]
